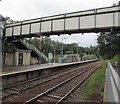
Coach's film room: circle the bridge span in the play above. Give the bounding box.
[4,5,120,38]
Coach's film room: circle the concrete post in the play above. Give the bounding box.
[0,15,4,103]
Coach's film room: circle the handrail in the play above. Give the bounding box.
[20,39,48,62]
[107,60,120,102]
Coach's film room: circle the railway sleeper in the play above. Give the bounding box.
[47,94,62,99]
[10,87,19,91]
[51,92,66,97]
[9,90,20,95]
[37,99,44,103]
[40,96,58,102]
[2,91,19,99]
[2,93,9,99]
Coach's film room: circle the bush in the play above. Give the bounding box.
[83,54,97,60]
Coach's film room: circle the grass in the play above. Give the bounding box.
[81,61,106,102]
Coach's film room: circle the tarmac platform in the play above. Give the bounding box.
[1,60,97,76]
[1,60,98,87]
[1,63,60,75]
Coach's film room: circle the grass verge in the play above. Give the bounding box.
[81,61,106,102]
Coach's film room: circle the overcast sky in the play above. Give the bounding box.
[0,0,119,47]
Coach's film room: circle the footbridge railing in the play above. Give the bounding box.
[5,5,120,37]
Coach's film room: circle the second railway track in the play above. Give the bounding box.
[2,62,94,99]
[25,62,101,104]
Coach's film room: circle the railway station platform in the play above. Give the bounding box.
[1,60,98,88]
[1,60,97,76]
[1,63,60,75]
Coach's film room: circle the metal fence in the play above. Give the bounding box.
[107,60,120,102]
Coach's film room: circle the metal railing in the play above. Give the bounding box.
[20,39,48,62]
[107,60,120,102]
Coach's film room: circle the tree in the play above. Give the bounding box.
[29,36,99,57]
[97,32,120,59]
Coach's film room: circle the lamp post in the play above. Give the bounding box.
[50,44,56,63]
[94,39,97,47]
[62,38,66,59]
[117,33,120,69]
[77,42,80,55]
[39,36,42,65]
[54,47,55,63]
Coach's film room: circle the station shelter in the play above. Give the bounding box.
[5,50,31,66]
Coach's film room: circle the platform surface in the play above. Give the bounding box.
[1,63,63,75]
[1,60,97,76]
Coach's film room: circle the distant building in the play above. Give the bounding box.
[66,51,73,55]
[64,54,80,63]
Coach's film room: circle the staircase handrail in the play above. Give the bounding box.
[20,39,48,62]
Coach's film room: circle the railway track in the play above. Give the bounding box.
[3,61,101,103]
[25,62,101,104]
[2,62,95,100]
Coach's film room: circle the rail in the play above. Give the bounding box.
[25,62,100,103]
[20,39,48,62]
[106,60,120,102]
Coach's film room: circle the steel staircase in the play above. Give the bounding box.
[19,39,48,63]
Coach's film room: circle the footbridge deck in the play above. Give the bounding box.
[4,5,120,38]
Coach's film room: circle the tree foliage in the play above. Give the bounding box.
[29,37,99,58]
[97,32,120,59]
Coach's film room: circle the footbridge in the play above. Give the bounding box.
[4,5,120,38]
